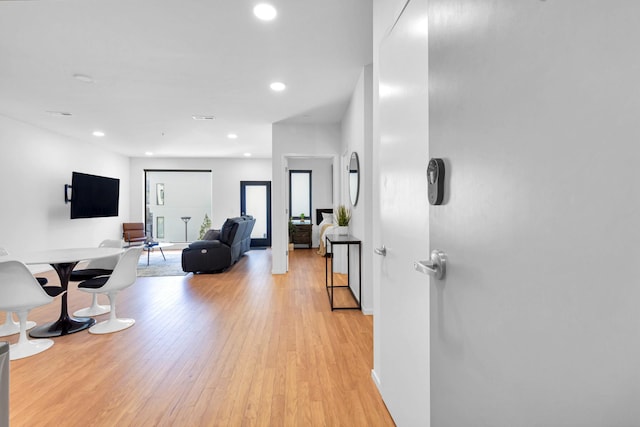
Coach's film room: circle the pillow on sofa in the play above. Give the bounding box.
[220,218,242,245]
[220,219,233,243]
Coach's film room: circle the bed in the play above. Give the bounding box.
[316,208,336,256]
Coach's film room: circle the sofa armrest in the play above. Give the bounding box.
[188,239,224,250]
[182,241,232,273]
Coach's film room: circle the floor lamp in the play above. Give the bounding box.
[181,216,191,242]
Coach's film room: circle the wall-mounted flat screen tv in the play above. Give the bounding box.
[70,172,120,219]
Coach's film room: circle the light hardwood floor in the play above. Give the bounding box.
[6,248,394,426]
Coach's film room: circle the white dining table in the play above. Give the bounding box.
[13,247,124,337]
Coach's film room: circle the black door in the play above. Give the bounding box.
[240,181,271,247]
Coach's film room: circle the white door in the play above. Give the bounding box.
[428,1,640,425]
[377,0,430,425]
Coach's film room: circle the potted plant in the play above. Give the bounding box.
[198,213,212,240]
[299,213,305,222]
[335,204,351,235]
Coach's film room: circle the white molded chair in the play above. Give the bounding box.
[77,246,143,334]
[0,260,55,360]
[0,247,37,337]
[71,239,123,317]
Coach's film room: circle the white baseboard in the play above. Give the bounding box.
[371,369,382,390]
[362,306,373,315]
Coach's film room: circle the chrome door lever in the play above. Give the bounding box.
[374,246,387,256]
[414,250,447,280]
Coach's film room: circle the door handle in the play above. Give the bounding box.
[414,250,447,280]
[374,246,387,256]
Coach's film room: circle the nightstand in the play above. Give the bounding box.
[291,221,312,248]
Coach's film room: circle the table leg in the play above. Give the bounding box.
[358,242,362,310]
[29,262,96,338]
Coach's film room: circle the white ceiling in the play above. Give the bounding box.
[0,0,372,158]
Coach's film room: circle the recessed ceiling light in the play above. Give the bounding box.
[73,74,94,83]
[270,82,286,91]
[192,115,215,121]
[145,152,154,156]
[253,3,277,21]
[243,153,252,157]
[46,111,72,117]
[92,131,105,137]
[227,133,238,139]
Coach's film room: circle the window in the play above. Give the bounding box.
[289,170,311,220]
[144,169,212,242]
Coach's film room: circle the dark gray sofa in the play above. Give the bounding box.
[181,216,255,273]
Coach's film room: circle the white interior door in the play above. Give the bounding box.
[377,0,430,425]
[428,1,640,425]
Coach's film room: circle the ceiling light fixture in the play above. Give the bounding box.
[73,73,94,83]
[253,3,277,21]
[92,131,105,137]
[227,133,238,139]
[243,153,252,157]
[145,152,154,156]
[270,82,286,91]
[192,115,215,120]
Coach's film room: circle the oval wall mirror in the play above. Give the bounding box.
[349,152,360,206]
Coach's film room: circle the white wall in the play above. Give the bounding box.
[271,123,341,274]
[129,157,271,232]
[340,66,374,313]
[0,115,130,270]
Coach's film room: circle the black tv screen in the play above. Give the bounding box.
[70,172,120,219]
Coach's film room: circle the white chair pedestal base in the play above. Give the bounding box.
[89,318,135,334]
[0,313,35,337]
[73,294,110,317]
[10,338,54,360]
[74,305,110,317]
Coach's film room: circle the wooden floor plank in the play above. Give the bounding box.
[6,248,394,426]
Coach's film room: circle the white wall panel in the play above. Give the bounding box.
[0,115,129,271]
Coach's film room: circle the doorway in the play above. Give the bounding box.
[240,181,271,247]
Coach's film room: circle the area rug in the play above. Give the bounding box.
[137,250,187,277]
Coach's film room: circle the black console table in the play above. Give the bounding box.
[325,233,362,310]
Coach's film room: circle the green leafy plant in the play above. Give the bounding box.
[336,204,351,226]
[299,213,305,222]
[198,213,212,240]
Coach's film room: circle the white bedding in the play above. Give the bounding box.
[317,212,337,256]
